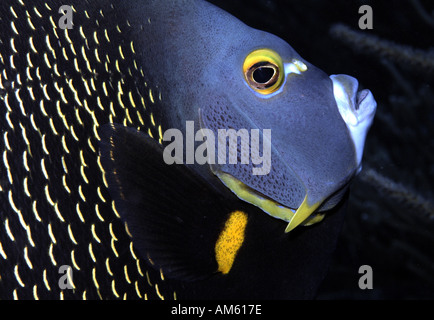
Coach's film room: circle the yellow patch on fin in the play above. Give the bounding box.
[215,211,248,274]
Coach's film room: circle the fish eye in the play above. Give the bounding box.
[243,49,284,95]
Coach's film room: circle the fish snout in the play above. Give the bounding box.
[329,74,377,168]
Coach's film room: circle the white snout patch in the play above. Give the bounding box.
[330,74,377,168]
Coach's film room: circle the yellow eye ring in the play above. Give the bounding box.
[243,49,284,95]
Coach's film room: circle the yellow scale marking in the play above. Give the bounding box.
[43,269,51,291]
[71,250,81,271]
[0,241,7,259]
[105,257,114,276]
[24,246,33,269]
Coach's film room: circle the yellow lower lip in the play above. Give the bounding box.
[215,171,325,232]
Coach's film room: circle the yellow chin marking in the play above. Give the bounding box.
[284,196,322,233]
[216,172,324,233]
[302,213,326,226]
[216,171,296,222]
[215,211,248,275]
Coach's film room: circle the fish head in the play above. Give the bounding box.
[197,27,377,232]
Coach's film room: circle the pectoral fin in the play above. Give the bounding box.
[98,124,247,281]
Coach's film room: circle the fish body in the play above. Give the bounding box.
[0,0,376,299]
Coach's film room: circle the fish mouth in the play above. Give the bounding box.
[330,74,377,168]
[215,170,326,232]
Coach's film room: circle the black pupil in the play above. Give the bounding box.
[253,67,275,84]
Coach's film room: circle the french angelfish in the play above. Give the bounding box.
[0,0,376,299]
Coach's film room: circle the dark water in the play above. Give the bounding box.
[208,0,434,299]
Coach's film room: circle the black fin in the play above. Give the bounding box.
[98,124,235,281]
